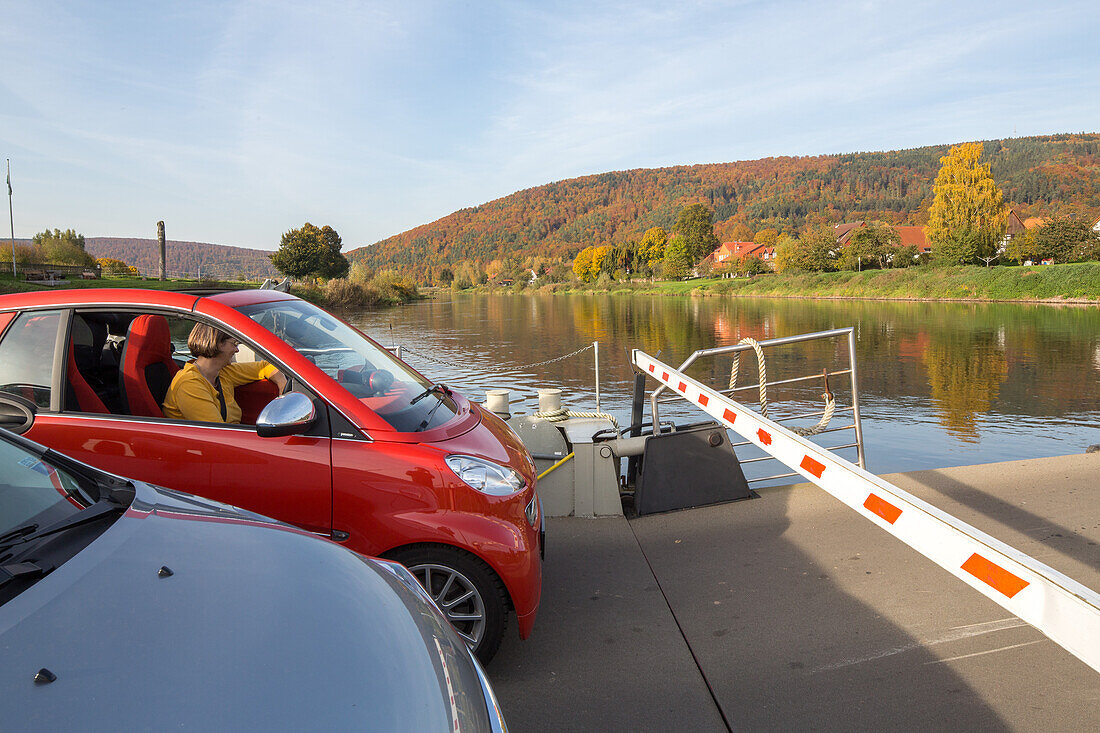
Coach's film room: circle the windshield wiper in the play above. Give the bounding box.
[410,383,451,405]
[0,501,123,558]
[0,524,39,546]
[416,393,449,432]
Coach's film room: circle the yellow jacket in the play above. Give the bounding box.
[162,361,279,423]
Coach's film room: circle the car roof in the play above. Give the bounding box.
[0,287,298,312]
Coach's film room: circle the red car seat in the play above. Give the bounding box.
[65,316,110,414]
[120,315,180,417]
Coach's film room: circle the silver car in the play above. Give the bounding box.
[0,394,507,731]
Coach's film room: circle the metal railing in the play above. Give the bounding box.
[647,327,866,478]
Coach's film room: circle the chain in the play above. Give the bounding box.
[398,343,594,372]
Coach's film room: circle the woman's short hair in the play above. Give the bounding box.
[188,322,230,358]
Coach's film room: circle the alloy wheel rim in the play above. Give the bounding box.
[407,563,486,647]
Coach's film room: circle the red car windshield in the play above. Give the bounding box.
[234,299,458,432]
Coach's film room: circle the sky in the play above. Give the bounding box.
[2,0,1098,252]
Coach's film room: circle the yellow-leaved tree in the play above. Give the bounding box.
[572,247,595,282]
[926,142,1006,264]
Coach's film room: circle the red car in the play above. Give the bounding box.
[0,287,541,662]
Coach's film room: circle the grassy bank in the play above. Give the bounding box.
[0,275,256,295]
[0,275,420,309]
[511,263,1100,303]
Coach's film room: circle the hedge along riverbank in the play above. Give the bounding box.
[518,262,1100,303]
[0,274,421,310]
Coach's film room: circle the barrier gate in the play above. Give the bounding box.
[633,342,1100,675]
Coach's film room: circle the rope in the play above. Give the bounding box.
[728,337,835,437]
[533,407,619,428]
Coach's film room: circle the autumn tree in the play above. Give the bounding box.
[572,247,595,282]
[639,227,668,265]
[926,143,1006,263]
[729,222,753,242]
[752,228,778,250]
[675,204,719,261]
[271,223,349,280]
[589,245,613,280]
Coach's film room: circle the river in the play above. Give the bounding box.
[344,293,1100,479]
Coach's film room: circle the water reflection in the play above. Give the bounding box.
[346,294,1100,474]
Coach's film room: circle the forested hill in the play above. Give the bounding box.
[348,134,1100,280]
[86,238,278,280]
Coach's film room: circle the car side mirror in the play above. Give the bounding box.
[0,392,37,435]
[256,392,317,438]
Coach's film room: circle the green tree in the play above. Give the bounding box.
[737,255,769,276]
[662,235,692,279]
[1032,217,1100,263]
[775,226,837,272]
[675,204,719,261]
[933,227,984,266]
[839,222,899,270]
[270,223,349,280]
[891,244,921,268]
[31,228,95,266]
[927,143,1006,262]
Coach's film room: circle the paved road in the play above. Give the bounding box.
[489,454,1100,732]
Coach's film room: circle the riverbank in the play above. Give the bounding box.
[0,275,420,309]
[471,262,1100,303]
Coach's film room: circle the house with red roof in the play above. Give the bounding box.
[894,226,931,255]
[701,240,776,275]
[833,221,866,246]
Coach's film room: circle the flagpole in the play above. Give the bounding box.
[6,159,14,277]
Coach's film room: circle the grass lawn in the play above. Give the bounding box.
[525,263,1100,303]
[0,275,256,295]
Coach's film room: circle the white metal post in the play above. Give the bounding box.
[593,341,600,414]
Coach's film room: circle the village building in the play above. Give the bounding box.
[894,225,931,256]
[833,221,866,246]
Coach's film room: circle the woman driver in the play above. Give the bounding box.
[162,323,287,424]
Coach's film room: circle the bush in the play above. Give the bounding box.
[369,270,420,302]
[323,279,382,308]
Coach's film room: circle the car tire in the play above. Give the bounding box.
[386,545,508,664]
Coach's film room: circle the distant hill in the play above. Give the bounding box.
[86,238,279,280]
[348,133,1100,281]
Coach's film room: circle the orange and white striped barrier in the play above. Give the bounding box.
[633,349,1100,674]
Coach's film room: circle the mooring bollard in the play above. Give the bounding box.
[485,389,511,418]
[537,388,562,413]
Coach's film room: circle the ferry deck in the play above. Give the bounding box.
[488,453,1100,731]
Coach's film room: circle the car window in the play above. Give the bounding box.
[0,437,85,537]
[235,299,459,432]
[69,311,283,426]
[0,310,61,409]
